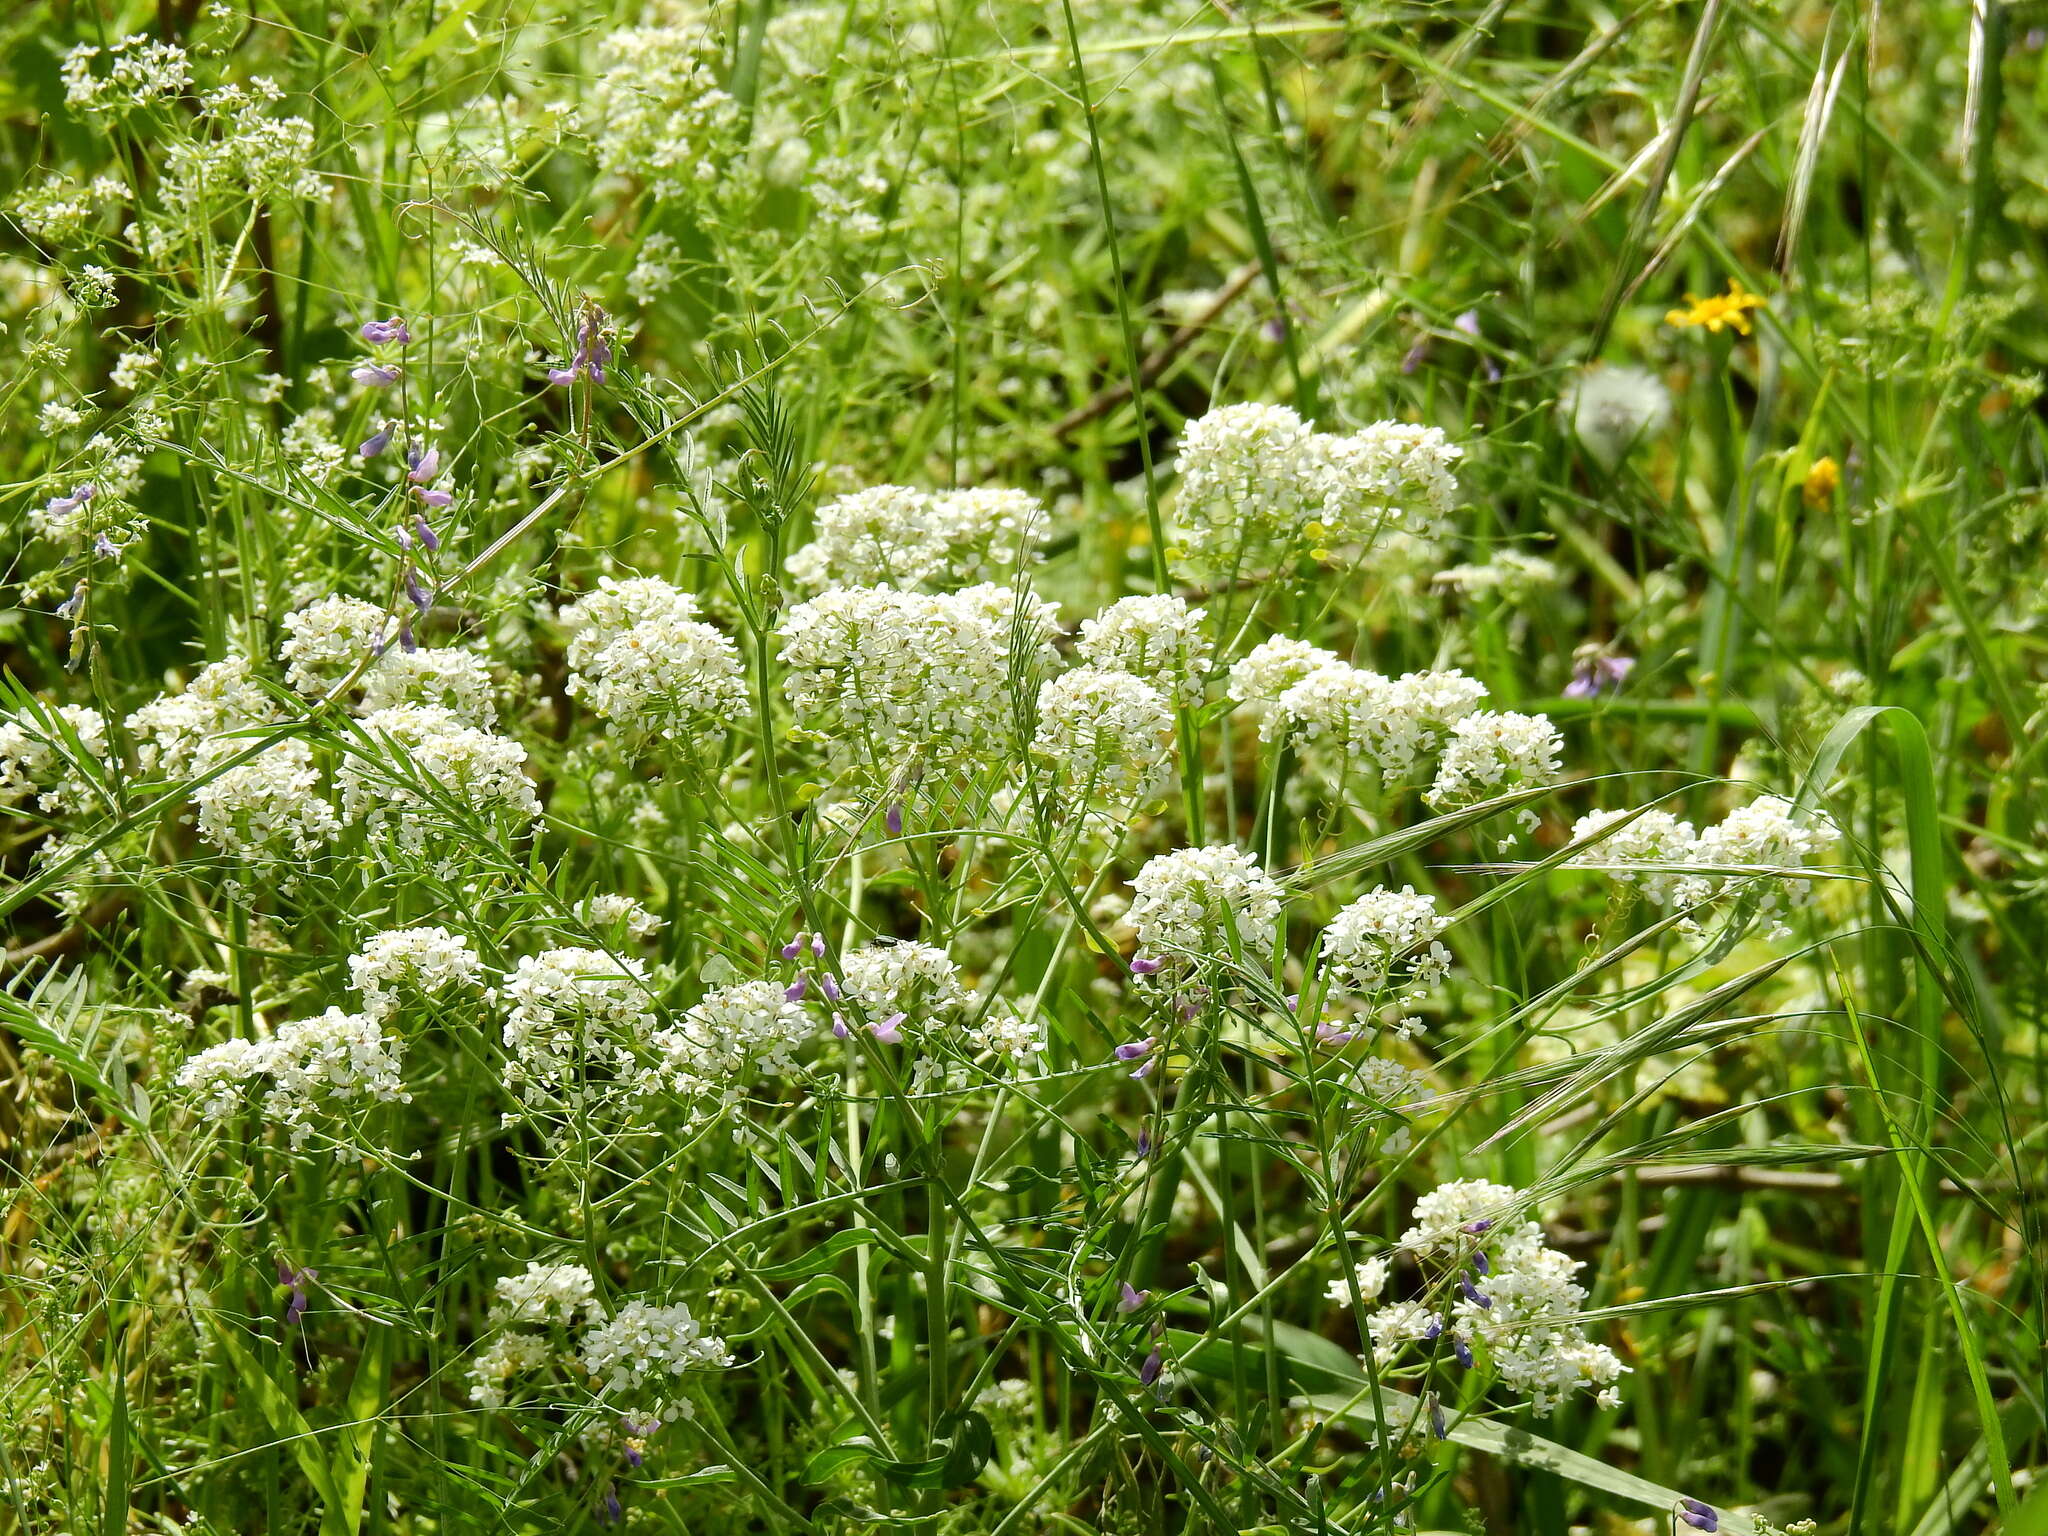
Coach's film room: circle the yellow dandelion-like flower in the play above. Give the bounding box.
[1666,279,1767,336]
[1802,455,1840,508]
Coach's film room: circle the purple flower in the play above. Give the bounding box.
[1114,1037,1156,1063]
[550,308,615,388]
[1563,653,1635,699]
[45,482,97,518]
[1678,1498,1719,1533]
[407,446,440,482]
[1428,1394,1447,1440]
[1472,1251,1490,1277]
[277,1258,317,1326]
[56,582,85,620]
[1450,1333,1474,1369]
[831,1015,849,1039]
[1422,1319,1443,1342]
[358,423,394,460]
[351,362,401,388]
[398,618,416,653]
[1117,1282,1148,1314]
[781,932,808,961]
[94,532,120,560]
[413,516,441,552]
[404,569,430,612]
[360,317,411,345]
[811,933,826,958]
[785,975,809,1003]
[1461,1218,1495,1236]
[1458,1273,1492,1310]
[871,1011,905,1045]
[1129,1057,1156,1080]
[1315,1021,1356,1048]
[418,487,454,509]
[1133,1126,1152,1157]
[1401,338,1429,375]
[1139,1347,1163,1386]
[820,974,842,1003]
[886,801,903,837]
[599,1486,622,1525]
[1128,955,1163,976]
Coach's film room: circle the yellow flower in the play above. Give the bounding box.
[1666,278,1767,336]
[1802,455,1840,508]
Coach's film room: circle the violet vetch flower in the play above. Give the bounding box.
[94,533,120,560]
[886,801,903,836]
[1472,1251,1490,1276]
[550,307,615,388]
[1461,1218,1495,1236]
[1427,1394,1447,1441]
[1458,1273,1492,1309]
[781,932,808,961]
[811,933,826,958]
[277,1258,317,1326]
[1139,1346,1163,1386]
[1677,1498,1719,1533]
[599,1487,622,1525]
[1117,1282,1147,1313]
[412,516,440,552]
[1114,1037,1156,1063]
[1315,1021,1356,1047]
[418,487,454,508]
[1422,1319,1444,1342]
[785,975,808,1003]
[351,362,401,388]
[1128,955,1163,975]
[407,446,440,482]
[1134,1127,1152,1157]
[1129,1056,1156,1080]
[45,482,96,518]
[1450,1333,1474,1369]
[404,570,430,612]
[398,618,416,653]
[360,317,412,345]
[358,423,394,460]
[871,1011,906,1044]
[1563,653,1635,699]
[56,582,86,620]
[820,973,842,1003]
[831,1015,849,1039]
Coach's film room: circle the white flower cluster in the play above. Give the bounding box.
[580,892,666,941]
[192,738,340,865]
[280,595,389,696]
[1171,403,1461,576]
[560,577,747,741]
[837,940,969,1030]
[348,926,485,1018]
[1571,795,1838,935]
[779,584,1056,771]
[1074,594,1212,707]
[1323,885,1453,993]
[338,705,540,863]
[501,947,657,1100]
[127,656,280,778]
[641,979,815,1098]
[1387,1179,1627,1415]
[0,704,110,815]
[1228,641,1491,785]
[579,1298,733,1402]
[786,485,1049,591]
[588,25,743,200]
[358,647,497,724]
[1126,845,1284,970]
[467,1260,599,1408]
[1426,711,1565,808]
[177,1008,408,1151]
[1031,667,1174,807]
